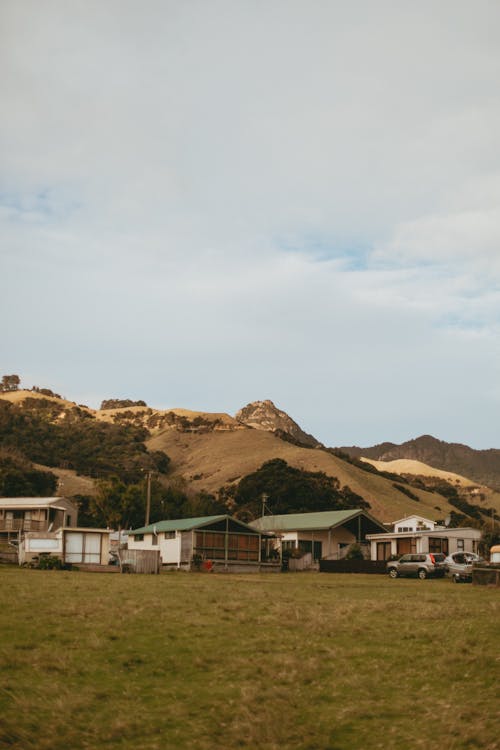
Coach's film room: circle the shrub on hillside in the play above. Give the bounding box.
[226,458,370,519]
[100,399,148,410]
[0,399,169,483]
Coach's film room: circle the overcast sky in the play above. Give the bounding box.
[1,1,499,449]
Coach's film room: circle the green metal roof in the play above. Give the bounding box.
[130,515,227,535]
[130,514,261,536]
[251,509,385,533]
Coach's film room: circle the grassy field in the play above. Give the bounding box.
[0,568,498,750]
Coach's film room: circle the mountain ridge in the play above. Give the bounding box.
[1,390,499,524]
[341,434,500,491]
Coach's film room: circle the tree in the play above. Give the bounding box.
[91,476,144,529]
[0,374,20,392]
[230,458,369,519]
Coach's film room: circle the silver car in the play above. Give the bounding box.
[444,552,483,583]
[387,553,447,579]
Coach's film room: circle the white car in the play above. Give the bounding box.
[444,552,483,583]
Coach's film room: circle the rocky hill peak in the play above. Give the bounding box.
[235,400,320,448]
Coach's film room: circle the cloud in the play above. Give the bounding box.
[1,0,500,447]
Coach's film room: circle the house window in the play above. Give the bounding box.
[164,531,175,540]
[194,530,259,561]
[428,537,449,555]
[134,534,144,541]
[457,539,464,551]
[151,534,158,546]
[297,540,323,560]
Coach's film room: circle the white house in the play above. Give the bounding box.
[128,514,279,572]
[19,527,111,566]
[366,514,481,560]
[392,515,436,533]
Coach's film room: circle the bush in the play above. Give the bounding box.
[345,543,365,560]
[36,556,72,570]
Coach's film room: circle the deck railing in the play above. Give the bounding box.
[0,519,48,532]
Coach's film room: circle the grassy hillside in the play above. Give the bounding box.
[343,434,500,490]
[361,457,476,485]
[2,390,495,524]
[361,457,500,520]
[146,428,457,523]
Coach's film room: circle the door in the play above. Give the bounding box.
[397,538,413,555]
[398,554,418,575]
[83,533,101,564]
[377,542,391,561]
[65,532,101,564]
[65,532,83,563]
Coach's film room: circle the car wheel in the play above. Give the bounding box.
[417,568,427,580]
[388,568,398,578]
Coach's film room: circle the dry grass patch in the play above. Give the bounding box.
[0,568,498,750]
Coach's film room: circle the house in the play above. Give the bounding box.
[392,515,436,533]
[19,527,111,567]
[251,509,388,565]
[366,514,481,560]
[0,497,78,541]
[128,515,280,572]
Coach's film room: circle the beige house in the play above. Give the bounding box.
[251,509,388,564]
[0,497,78,541]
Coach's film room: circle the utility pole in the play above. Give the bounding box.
[261,493,270,517]
[144,470,153,527]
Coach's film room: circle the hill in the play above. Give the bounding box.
[235,400,320,447]
[1,390,499,525]
[145,426,459,522]
[360,457,476,486]
[342,435,500,491]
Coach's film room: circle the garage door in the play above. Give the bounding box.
[65,533,101,564]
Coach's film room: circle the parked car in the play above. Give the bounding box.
[387,553,446,579]
[444,552,483,583]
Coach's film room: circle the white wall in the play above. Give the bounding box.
[394,516,435,532]
[159,537,181,565]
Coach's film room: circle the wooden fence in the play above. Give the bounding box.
[472,565,500,587]
[319,559,387,574]
[118,549,160,574]
[0,551,18,565]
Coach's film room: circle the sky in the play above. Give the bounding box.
[1,1,500,449]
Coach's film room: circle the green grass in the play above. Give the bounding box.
[0,568,499,750]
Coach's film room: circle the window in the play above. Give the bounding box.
[194,530,259,561]
[297,540,323,560]
[428,537,449,554]
[457,539,464,551]
[134,534,144,541]
[164,531,175,540]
